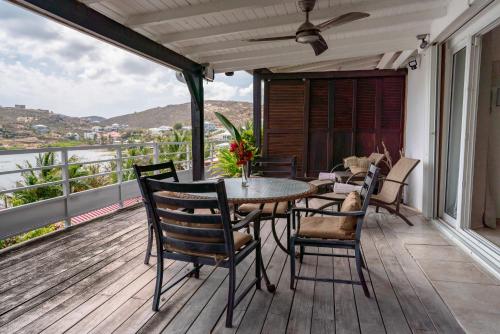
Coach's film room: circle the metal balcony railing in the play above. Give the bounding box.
[0,141,221,240]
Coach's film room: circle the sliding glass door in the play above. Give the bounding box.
[441,46,467,226]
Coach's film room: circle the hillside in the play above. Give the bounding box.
[0,106,93,135]
[103,100,252,128]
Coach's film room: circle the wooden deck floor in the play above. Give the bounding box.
[0,205,469,333]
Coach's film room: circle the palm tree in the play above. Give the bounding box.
[7,152,62,207]
[68,156,90,193]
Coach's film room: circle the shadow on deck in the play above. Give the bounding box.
[1,204,494,333]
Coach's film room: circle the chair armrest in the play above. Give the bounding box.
[329,163,345,173]
[232,209,261,231]
[292,207,365,217]
[379,177,408,186]
[308,194,344,202]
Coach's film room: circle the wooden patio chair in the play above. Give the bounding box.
[290,165,380,297]
[133,161,180,264]
[138,177,271,328]
[312,157,420,226]
[236,156,297,252]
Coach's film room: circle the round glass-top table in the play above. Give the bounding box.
[220,177,316,204]
[184,177,316,253]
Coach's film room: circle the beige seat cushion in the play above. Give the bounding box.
[238,201,288,215]
[309,179,334,187]
[321,192,347,201]
[339,191,362,230]
[155,191,182,210]
[297,216,356,240]
[165,232,252,260]
[343,156,358,168]
[350,166,368,176]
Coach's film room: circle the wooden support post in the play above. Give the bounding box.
[184,70,204,180]
[253,71,262,150]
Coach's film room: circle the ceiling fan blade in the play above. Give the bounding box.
[246,35,296,42]
[316,12,370,31]
[310,34,328,56]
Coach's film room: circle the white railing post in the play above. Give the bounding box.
[210,142,214,164]
[116,146,123,208]
[186,144,191,170]
[153,142,159,164]
[61,148,71,228]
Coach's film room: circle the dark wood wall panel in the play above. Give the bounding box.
[355,78,377,157]
[267,81,305,129]
[264,80,306,175]
[263,71,406,178]
[333,80,354,129]
[307,80,329,175]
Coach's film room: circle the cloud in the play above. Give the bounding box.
[0,1,252,118]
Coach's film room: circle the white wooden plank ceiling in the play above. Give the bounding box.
[78,0,449,73]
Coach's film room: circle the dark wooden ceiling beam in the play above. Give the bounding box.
[261,69,407,80]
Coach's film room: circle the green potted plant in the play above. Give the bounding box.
[214,112,257,186]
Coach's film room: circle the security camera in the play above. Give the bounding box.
[417,34,429,49]
[408,58,418,70]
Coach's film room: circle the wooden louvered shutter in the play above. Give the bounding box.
[306,80,330,176]
[264,80,306,175]
[379,76,405,165]
[332,79,354,166]
[355,78,377,156]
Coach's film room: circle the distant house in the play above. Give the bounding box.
[103,126,113,132]
[182,125,192,131]
[16,116,35,123]
[65,132,80,141]
[213,130,232,141]
[107,131,121,140]
[204,121,216,132]
[83,132,98,140]
[158,125,173,132]
[91,126,103,132]
[32,124,49,134]
[14,104,26,109]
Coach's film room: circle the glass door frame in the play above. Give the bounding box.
[438,37,471,229]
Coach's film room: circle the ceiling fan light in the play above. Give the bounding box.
[296,32,319,43]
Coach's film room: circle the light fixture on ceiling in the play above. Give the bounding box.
[408,58,418,70]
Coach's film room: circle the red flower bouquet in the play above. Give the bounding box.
[229,140,254,166]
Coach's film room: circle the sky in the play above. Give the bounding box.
[0,1,253,118]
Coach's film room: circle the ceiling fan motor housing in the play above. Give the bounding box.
[296,20,320,43]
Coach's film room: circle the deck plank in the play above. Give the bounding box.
[310,248,335,334]
[0,207,471,334]
[0,242,146,333]
[369,219,437,333]
[188,221,285,334]
[376,216,465,334]
[0,219,144,293]
[361,228,412,334]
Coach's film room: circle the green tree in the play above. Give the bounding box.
[68,156,90,193]
[173,122,183,131]
[6,152,62,207]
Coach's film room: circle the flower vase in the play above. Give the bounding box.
[241,163,249,187]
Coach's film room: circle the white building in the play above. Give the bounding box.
[32,124,49,134]
[83,132,98,140]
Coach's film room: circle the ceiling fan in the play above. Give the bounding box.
[246,0,369,56]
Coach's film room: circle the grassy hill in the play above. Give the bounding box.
[103,100,252,128]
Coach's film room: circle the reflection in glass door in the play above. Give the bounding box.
[444,47,466,220]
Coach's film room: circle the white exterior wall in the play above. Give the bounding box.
[404,50,435,216]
